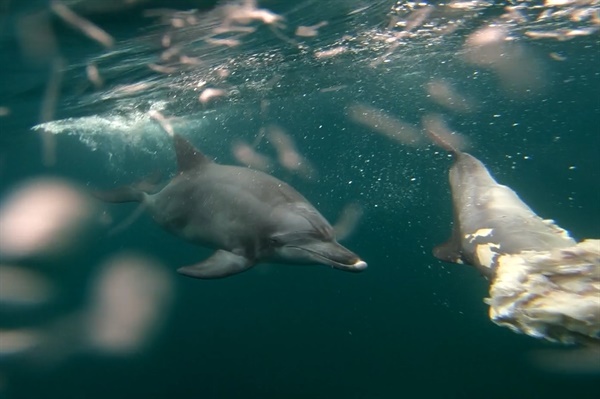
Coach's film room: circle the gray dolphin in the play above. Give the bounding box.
[96,133,367,279]
[429,133,576,277]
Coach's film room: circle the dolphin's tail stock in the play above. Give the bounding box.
[93,171,163,203]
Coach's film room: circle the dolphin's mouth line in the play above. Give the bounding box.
[288,245,355,268]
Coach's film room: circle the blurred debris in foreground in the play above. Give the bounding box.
[0,178,96,261]
[0,265,55,308]
[0,176,175,394]
[0,252,175,389]
[84,253,175,355]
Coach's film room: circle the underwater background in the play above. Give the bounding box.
[0,1,599,398]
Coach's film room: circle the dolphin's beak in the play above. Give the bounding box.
[293,241,367,272]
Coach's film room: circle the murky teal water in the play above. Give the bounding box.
[1,1,599,398]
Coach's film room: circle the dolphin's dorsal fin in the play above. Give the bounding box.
[173,134,212,172]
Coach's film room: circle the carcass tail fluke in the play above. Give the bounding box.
[424,125,461,155]
[421,114,467,155]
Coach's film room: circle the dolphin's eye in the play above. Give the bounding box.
[269,237,282,246]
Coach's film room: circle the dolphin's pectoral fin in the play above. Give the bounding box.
[433,240,463,264]
[177,250,254,279]
[433,225,464,264]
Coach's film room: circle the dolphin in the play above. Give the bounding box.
[429,133,576,277]
[95,133,367,279]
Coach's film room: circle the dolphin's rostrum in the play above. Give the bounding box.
[96,133,367,279]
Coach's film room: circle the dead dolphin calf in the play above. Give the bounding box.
[95,133,366,279]
[429,132,599,345]
[431,141,576,276]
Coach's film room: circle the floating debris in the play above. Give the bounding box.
[425,80,472,113]
[50,0,114,48]
[198,88,227,105]
[348,104,422,147]
[267,125,316,179]
[232,141,272,171]
[86,62,103,89]
[295,21,328,37]
[333,203,364,241]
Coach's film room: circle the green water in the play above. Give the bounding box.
[0,1,599,398]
